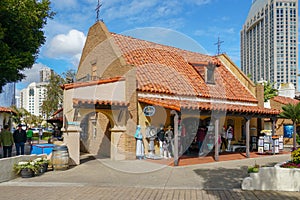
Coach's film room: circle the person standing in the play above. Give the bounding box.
[39,128,43,140]
[226,125,234,151]
[26,127,33,152]
[0,125,14,158]
[13,124,27,155]
[220,126,227,152]
[157,126,165,157]
[165,126,174,158]
[196,126,207,156]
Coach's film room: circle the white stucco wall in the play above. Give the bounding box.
[72,81,125,102]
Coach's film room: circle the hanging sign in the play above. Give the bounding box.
[143,106,155,116]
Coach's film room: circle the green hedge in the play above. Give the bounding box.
[32,131,52,138]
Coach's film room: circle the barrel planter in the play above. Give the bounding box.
[51,145,69,170]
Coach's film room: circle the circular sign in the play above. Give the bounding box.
[143,106,156,116]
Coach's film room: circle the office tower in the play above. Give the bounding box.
[20,82,48,116]
[40,67,53,82]
[19,68,52,117]
[0,83,15,107]
[241,0,298,90]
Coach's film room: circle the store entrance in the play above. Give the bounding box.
[181,117,212,157]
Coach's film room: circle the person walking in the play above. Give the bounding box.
[13,124,27,155]
[0,124,14,158]
[26,127,33,152]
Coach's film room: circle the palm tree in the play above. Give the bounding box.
[263,81,278,102]
[278,103,300,150]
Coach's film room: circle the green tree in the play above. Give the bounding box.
[278,103,300,150]
[0,0,54,92]
[41,72,65,120]
[263,81,278,102]
[9,105,30,125]
[63,69,76,83]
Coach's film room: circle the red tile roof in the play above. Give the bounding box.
[73,98,128,107]
[138,97,280,115]
[0,107,16,114]
[62,77,124,90]
[112,33,257,103]
[272,96,299,105]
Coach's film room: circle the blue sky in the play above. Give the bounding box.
[16,0,297,93]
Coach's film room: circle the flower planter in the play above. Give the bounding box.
[20,168,34,178]
[40,163,48,173]
[242,163,300,191]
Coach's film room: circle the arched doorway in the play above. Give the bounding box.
[80,112,112,159]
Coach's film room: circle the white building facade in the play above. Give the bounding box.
[20,82,48,117]
[241,0,298,90]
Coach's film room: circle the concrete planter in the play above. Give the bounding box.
[242,162,300,192]
[0,155,43,183]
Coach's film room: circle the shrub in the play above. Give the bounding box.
[291,148,300,164]
[248,164,259,173]
[13,161,39,175]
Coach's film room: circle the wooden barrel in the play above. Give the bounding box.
[51,145,69,170]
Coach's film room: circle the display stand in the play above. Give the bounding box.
[272,136,279,154]
[278,136,284,151]
[258,136,264,154]
[251,136,257,151]
[257,135,283,154]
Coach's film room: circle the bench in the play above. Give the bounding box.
[231,145,246,152]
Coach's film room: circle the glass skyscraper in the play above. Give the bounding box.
[241,0,298,90]
[0,83,15,107]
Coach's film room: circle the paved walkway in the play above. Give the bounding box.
[0,153,299,199]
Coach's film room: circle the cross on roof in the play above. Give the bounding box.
[95,0,103,22]
[214,36,224,55]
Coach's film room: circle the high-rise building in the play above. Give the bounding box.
[241,0,298,90]
[0,83,15,107]
[20,82,48,116]
[40,67,53,82]
[19,67,52,117]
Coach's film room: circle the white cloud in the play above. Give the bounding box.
[71,53,82,68]
[45,29,86,59]
[194,26,236,37]
[20,63,50,86]
[187,0,213,6]
[51,0,78,10]
[122,27,208,54]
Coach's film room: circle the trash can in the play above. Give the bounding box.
[51,145,69,170]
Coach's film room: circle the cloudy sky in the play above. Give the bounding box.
[17,0,299,92]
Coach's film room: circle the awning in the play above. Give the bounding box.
[138,97,280,116]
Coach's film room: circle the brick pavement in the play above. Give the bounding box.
[0,186,299,200]
[0,149,299,199]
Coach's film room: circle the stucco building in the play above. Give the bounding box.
[62,21,281,165]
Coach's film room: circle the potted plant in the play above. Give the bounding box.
[13,161,38,178]
[33,157,50,173]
